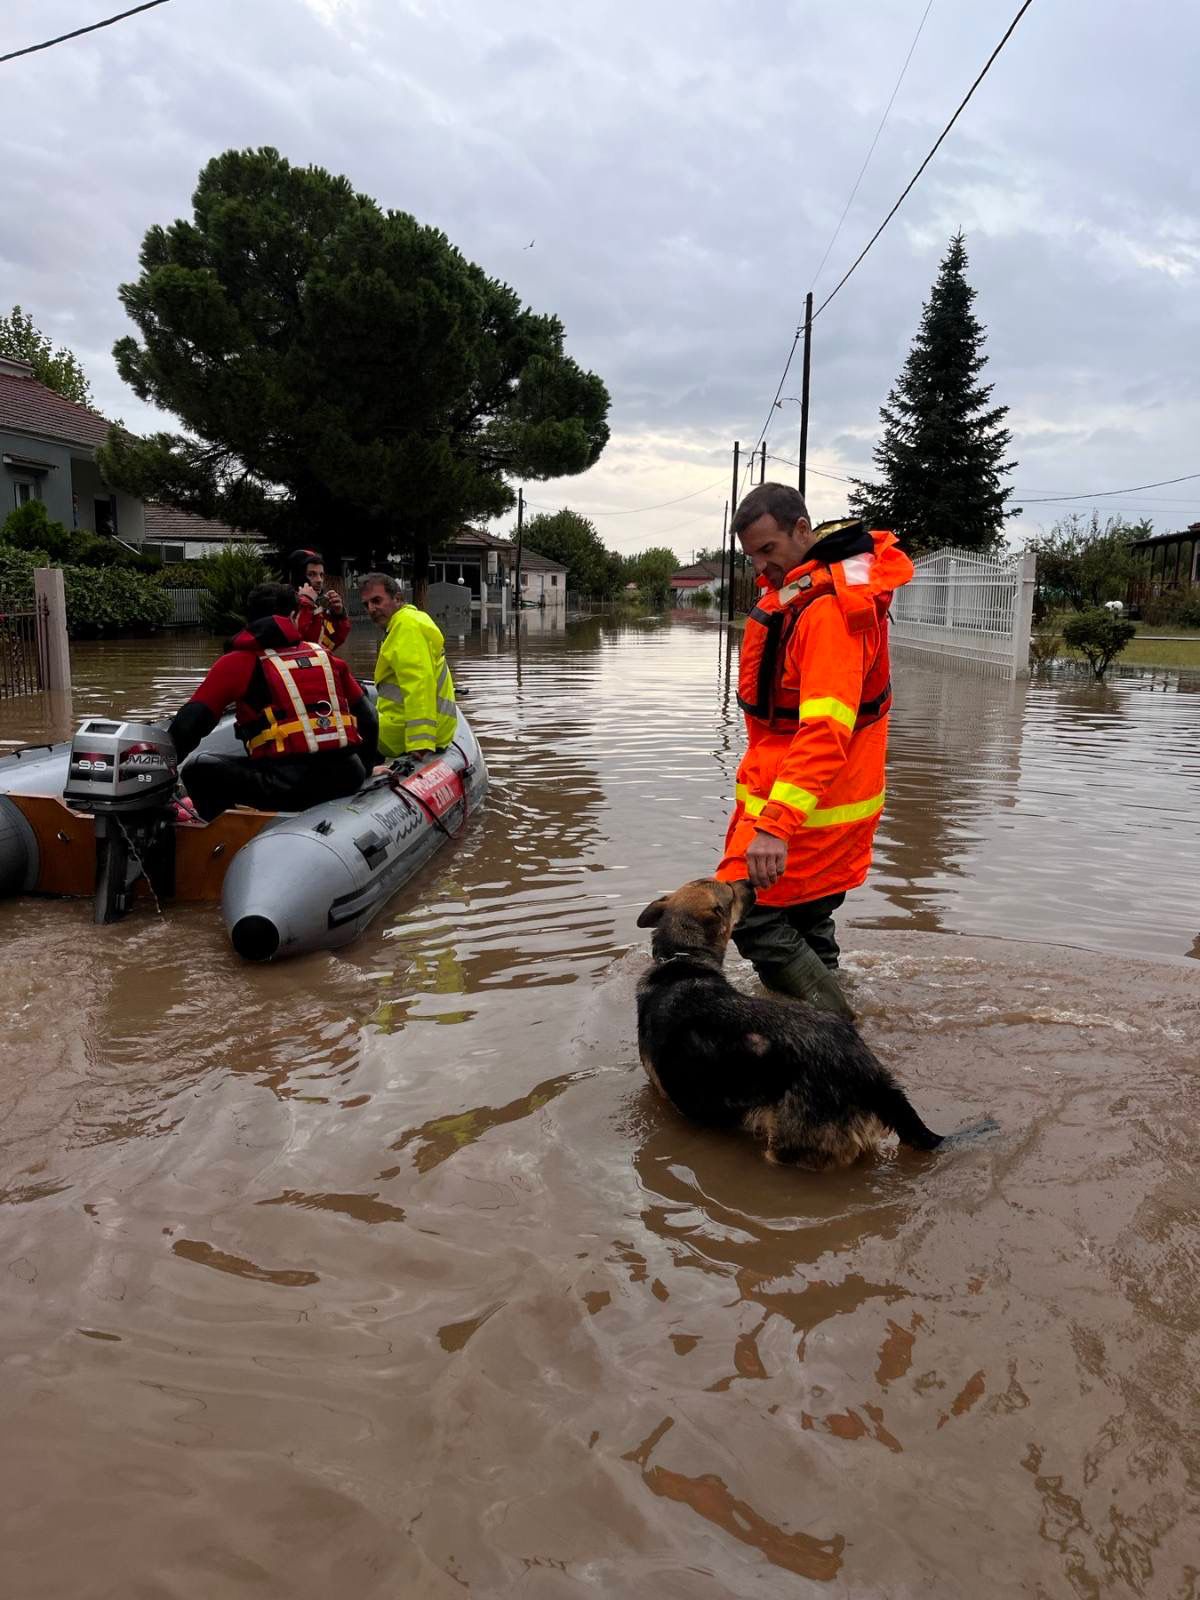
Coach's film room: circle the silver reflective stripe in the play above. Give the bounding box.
[436,698,456,717]
[262,647,319,753]
[405,718,437,732]
[376,683,405,705]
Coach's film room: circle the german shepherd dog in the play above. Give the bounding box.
[636,878,993,1170]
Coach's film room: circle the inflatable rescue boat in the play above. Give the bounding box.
[0,698,487,961]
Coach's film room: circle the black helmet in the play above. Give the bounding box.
[288,547,324,581]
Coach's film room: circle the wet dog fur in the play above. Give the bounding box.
[636,877,986,1170]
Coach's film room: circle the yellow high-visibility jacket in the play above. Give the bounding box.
[374,605,457,758]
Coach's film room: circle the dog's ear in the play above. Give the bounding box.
[730,878,756,925]
[636,897,668,929]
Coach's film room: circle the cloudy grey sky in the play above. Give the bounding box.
[3,0,1198,556]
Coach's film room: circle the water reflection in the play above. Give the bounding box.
[1,620,1199,1598]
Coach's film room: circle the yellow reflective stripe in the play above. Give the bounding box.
[736,782,886,827]
[767,781,818,815]
[735,782,766,817]
[245,712,356,752]
[799,696,856,730]
[804,789,885,828]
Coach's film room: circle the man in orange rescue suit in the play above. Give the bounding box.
[168,582,378,821]
[716,482,914,1017]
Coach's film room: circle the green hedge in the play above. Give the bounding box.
[1140,587,1200,628]
[0,542,171,637]
[2,500,157,571]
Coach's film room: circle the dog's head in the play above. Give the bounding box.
[636,877,755,962]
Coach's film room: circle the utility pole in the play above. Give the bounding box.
[797,292,813,497]
[513,486,524,612]
[726,442,740,623]
[759,439,766,484]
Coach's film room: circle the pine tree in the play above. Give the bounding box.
[98,147,609,580]
[849,233,1017,554]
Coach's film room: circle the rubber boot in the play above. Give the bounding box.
[758,941,856,1020]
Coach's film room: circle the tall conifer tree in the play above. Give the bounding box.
[850,233,1017,554]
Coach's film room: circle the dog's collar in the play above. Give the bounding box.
[651,949,722,969]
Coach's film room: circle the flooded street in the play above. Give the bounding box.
[1,618,1198,1598]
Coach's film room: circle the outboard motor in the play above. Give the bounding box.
[63,719,178,923]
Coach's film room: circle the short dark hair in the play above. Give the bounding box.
[245,581,298,622]
[731,481,810,538]
[359,571,401,598]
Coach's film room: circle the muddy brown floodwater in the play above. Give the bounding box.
[1,617,1198,1599]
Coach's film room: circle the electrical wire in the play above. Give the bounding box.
[812,0,1037,320]
[766,453,853,484]
[0,1,171,65]
[524,476,726,518]
[1020,472,1200,504]
[808,0,937,295]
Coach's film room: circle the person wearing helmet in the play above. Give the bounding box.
[289,548,350,652]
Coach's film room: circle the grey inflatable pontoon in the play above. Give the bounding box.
[0,699,487,962]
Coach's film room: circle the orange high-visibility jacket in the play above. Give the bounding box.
[716,521,914,907]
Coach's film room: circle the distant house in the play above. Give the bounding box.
[1130,523,1200,602]
[142,503,263,564]
[0,354,143,542]
[670,558,724,604]
[393,526,567,611]
[516,545,567,607]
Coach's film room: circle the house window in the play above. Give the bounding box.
[13,479,39,508]
[521,573,529,586]
[550,573,558,587]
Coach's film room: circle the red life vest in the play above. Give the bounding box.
[737,523,897,736]
[237,641,362,760]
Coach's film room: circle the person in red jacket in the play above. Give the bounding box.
[715,482,914,1016]
[290,548,350,652]
[168,582,378,821]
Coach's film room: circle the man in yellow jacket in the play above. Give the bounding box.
[359,573,457,760]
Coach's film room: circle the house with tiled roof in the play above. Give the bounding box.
[0,353,145,543]
[0,354,259,564]
[391,525,567,611]
[670,558,724,604]
[142,502,262,564]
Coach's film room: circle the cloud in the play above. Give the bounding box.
[2,0,1198,555]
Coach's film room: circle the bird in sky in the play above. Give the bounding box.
[524,239,535,249]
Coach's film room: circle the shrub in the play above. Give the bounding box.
[154,562,207,589]
[1061,608,1136,679]
[690,588,714,609]
[1,500,157,571]
[193,544,272,635]
[1028,629,1061,671]
[0,540,170,635]
[1140,587,1200,628]
[62,566,172,636]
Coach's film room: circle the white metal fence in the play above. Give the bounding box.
[163,587,205,627]
[889,546,1037,678]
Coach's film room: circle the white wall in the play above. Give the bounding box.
[519,568,566,606]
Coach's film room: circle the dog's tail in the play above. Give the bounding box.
[874,1083,1000,1153]
[872,1082,945,1151]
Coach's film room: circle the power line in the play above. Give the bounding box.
[524,477,725,518]
[1021,471,1200,504]
[0,1,171,66]
[808,0,937,294]
[767,453,853,484]
[812,0,1037,321]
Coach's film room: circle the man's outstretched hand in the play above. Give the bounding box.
[745,829,788,890]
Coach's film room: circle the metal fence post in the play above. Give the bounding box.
[34,567,71,693]
[1011,548,1037,679]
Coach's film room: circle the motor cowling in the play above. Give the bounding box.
[64,719,178,814]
